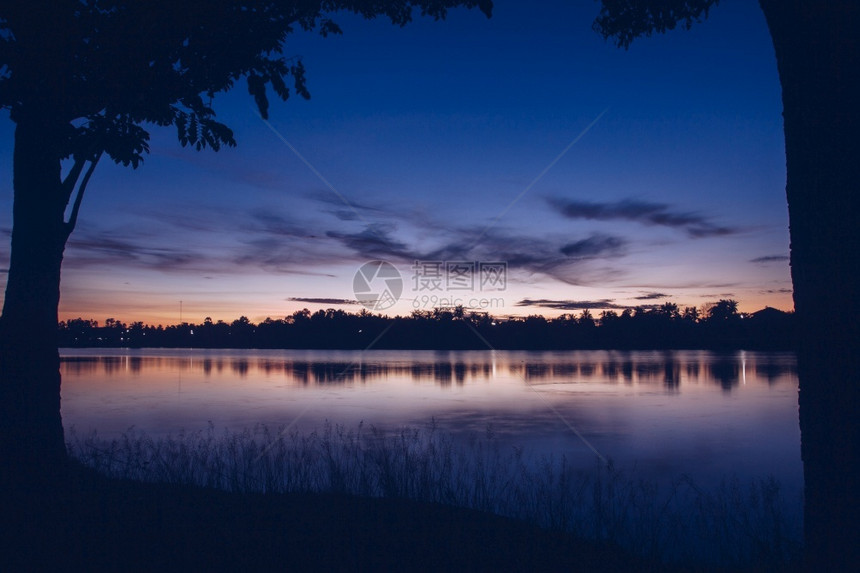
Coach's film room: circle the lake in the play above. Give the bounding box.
[60,348,802,494]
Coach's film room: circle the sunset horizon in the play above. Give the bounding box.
[1,1,793,327]
[56,290,793,329]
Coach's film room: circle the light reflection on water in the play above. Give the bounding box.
[60,349,801,492]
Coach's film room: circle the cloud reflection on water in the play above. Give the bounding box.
[60,349,801,493]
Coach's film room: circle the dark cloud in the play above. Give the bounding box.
[63,215,332,276]
[228,209,350,272]
[232,236,342,274]
[635,292,668,300]
[750,255,789,264]
[65,231,199,271]
[75,201,630,286]
[321,222,629,288]
[453,231,623,286]
[326,223,413,260]
[288,297,359,305]
[631,281,739,290]
[81,206,335,275]
[560,234,626,258]
[547,197,738,238]
[445,229,626,284]
[516,298,627,310]
[760,288,792,294]
[323,223,471,266]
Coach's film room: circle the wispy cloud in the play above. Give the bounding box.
[516,298,628,311]
[759,288,792,295]
[634,292,668,300]
[63,212,335,276]
[750,255,789,264]
[60,197,633,290]
[698,292,737,298]
[288,297,359,305]
[232,237,342,273]
[628,281,739,290]
[323,222,629,287]
[65,231,200,271]
[560,234,626,258]
[326,223,414,260]
[547,197,738,238]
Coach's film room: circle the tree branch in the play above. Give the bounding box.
[61,156,87,206]
[65,151,102,237]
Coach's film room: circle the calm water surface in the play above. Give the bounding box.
[60,349,801,493]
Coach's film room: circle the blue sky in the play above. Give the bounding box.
[0,0,792,324]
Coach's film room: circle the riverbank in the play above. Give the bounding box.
[4,462,646,572]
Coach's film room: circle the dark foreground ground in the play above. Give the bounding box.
[2,462,656,572]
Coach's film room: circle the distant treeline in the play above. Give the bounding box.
[58,300,796,350]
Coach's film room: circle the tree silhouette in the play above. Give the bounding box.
[595,1,860,567]
[55,303,795,350]
[578,309,595,327]
[705,299,738,322]
[681,306,699,323]
[657,302,680,320]
[0,1,492,479]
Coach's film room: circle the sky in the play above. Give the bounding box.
[0,0,793,325]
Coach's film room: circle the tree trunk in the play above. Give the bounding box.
[0,115,69,486]
[759,1,860,569]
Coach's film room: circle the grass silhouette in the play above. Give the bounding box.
[62,421,801,571]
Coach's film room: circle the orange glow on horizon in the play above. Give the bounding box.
[56,290,794,326]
